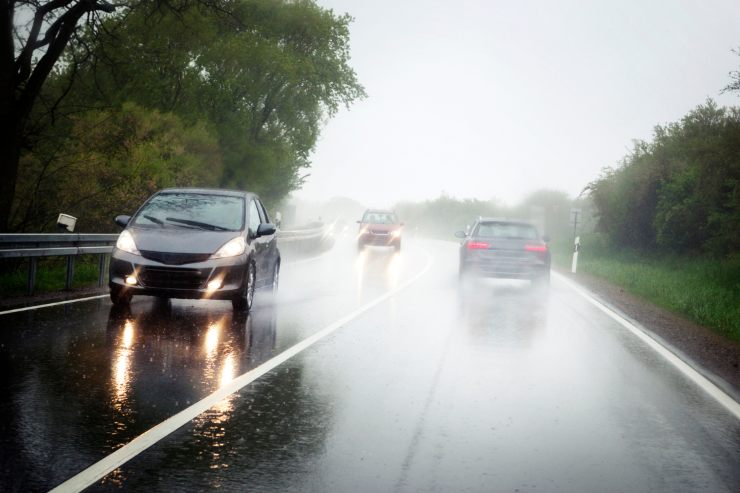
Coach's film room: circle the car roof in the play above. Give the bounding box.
[363,209,396,214]
[158,187,253,198]
[476,217,536,226]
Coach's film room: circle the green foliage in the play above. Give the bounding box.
[551,234,740,340]
[13,103,221,232]
[12,0,364,232]
[59,0,365,203]
[587,100,740,257]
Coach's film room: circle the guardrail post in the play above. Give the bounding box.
[65,256,75,290]
[98,254,107,287]
[27,257,37,296]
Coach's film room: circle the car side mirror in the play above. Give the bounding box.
[115,215,131,228]
[257,223,277,237]
[400,222,405,226]
[356,220,362,224]
[454,231,466,239]
[542,235,550,243]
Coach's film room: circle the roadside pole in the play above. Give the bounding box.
[570,208,581,274]
[571,236,580,273]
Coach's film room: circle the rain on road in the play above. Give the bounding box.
[1,238,738,492]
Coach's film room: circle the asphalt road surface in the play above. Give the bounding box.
[1,237,738,492]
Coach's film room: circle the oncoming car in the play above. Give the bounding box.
[109,188,280,311]
[456,218,550,285]
[357,209,403,250]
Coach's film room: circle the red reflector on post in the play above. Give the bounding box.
[467,241,490,250]
[525,244,547,252]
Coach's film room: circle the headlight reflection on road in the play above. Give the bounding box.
[386,251,402,289]
[112,319,136,411]
[355,249,368,297]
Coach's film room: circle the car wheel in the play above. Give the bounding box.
[357,241,365,251]
[110,285,132,306]
[232,262,256,312]
[394,241,401,252]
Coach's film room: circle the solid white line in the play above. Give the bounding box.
[553,271,740,420]
[0,294,108,316]
[50,250,432,493]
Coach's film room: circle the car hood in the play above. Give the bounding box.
[129,227,241,254]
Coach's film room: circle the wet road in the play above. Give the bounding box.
[1,238,738,492]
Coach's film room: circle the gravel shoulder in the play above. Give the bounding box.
[558,267,740,403]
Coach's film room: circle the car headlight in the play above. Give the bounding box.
[391,229,402,238]
[116,230,140,255]
[212,236,246,259]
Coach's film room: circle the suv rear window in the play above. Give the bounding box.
[476,222,538,239]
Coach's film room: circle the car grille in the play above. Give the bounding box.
[370,229,390,235]
[138,267,207,289]
[140,250,212,265]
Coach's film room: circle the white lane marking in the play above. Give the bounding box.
[50,250,433,493]
[0,295,108,316]
[553,271,740,420]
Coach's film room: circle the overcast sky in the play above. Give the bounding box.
[296,0,740,207]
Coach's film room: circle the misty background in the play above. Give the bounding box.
[299,0,740,207]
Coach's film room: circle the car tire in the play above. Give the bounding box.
[110,285,132,307]
[357,241,365,251]
[232,261,256,312]
[394,241,401,252]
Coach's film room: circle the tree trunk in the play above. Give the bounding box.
[0,100,21,232]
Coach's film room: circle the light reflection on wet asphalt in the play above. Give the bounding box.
[0,238,738,492]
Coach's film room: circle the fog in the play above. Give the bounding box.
[298,0,740,207]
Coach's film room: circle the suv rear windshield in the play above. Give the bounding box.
[476,222,538,239]
[362,211,398,224]
[132,193,245,231]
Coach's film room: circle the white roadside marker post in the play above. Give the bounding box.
[571,236,580,274]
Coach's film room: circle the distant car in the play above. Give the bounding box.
[456,218,550,284]
[109,188,280,311]
[357,209,403,250]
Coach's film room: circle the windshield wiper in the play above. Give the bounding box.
[165,217,228,231]
[143,214,164,226]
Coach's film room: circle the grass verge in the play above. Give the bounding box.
[551,234,740,341]
[0,255,108,298]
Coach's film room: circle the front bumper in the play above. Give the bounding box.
[461,258,549,280]
[359,232,401,246]
[109,248,247,299]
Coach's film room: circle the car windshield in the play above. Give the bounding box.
[132,193,244,231]
[363,212,398,224]
[476,222,538,239]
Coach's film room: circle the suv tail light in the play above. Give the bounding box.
[467,241,490,250]
[525,244,547,252]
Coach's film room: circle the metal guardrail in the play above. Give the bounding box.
[0,226,330,296]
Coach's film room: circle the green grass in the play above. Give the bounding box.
[551,234,740,340]
[0,255,108,298]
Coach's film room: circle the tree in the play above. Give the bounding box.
[61,0,365,204]
[13,103,221,232]
[722,48,740,95]
[1,1,119,231]
[0,1,238,232]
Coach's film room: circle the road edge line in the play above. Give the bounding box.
[553,271,740,420]
[0,294,109,316]
[49,250,432,493]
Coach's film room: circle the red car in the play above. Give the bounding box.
[357,209,403,251]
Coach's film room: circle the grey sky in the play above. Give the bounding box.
[297,0,740,207]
